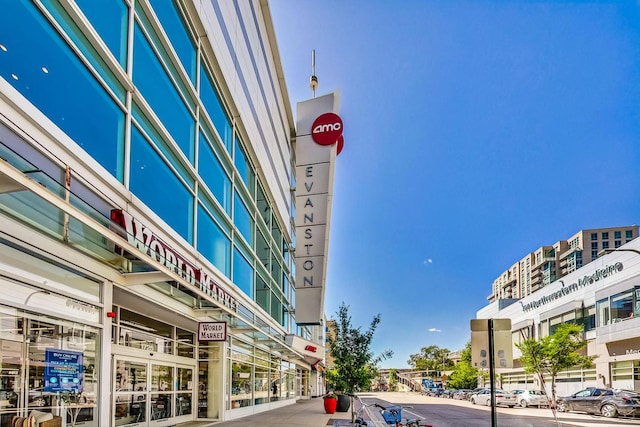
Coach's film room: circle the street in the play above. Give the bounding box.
[359,392,640,427]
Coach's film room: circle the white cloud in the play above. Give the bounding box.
[428,328,441,332]
[423,258,433,265]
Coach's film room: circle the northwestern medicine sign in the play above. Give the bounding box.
[294,92,343,325]
[519,262,624,312]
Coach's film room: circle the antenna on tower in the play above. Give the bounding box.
[310,49,318,97]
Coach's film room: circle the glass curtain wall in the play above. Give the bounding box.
[0,0,293,328]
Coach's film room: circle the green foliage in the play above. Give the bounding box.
[407,345,453,375]
[325,302,392,393]
[389,368,398,391]
[516,323,595,403]
[446,342,479,390]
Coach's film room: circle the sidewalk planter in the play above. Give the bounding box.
[336,394,351,412]
[323,396,337,414]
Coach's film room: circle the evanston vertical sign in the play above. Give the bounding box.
[294,92,343,324]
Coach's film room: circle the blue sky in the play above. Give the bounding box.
[270,1,640,368]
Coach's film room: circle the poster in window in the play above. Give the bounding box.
[44,349,84,393]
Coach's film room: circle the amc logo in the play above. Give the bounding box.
[304,345,317,353]
[311,112,343,146]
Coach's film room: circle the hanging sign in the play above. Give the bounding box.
[198,322,227,341]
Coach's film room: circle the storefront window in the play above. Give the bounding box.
[270,358,280,402]
[254,365,269,405]
[115,307,199,356]
[198,341,221,419]
[230,362,252,408]
[0,306,100,427]
[281,361,295,400]
[177,329,195,358]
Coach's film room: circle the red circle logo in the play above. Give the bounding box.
[311,113,343,146]
[336,135,344,155]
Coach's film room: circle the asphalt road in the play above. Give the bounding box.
[359,391,640,427]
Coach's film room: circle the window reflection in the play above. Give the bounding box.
[130,124,193,242]
[133,22,195,160]
[148,0,197,82]
[197,202,231,278]
[0,2,125,179]
[74,0,128,66]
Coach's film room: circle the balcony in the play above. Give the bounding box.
[533,256,556,268]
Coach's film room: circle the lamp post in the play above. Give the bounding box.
[598,248,640,257]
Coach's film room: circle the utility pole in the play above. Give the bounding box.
[488,319,497,427]
[471,318,513,427]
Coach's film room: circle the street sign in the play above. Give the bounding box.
[470,318,513,369]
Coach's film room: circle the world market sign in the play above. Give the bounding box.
[519,262,624,312]
[110,209,238,311]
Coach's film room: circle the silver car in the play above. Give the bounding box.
[470,388,517,407]
[512,389,549,408]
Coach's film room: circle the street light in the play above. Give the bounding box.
[598,248,640,257]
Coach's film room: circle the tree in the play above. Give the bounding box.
[516,323,595,405]
[446,342,479,390]
[407,345,452,378]
[325,302,392,394]
[388,368,398,391]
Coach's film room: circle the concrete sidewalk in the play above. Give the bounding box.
[211,398,352,427]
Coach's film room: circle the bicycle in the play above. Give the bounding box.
[334,393,385,427]
[377,403,433,427]
[397,415,433,427]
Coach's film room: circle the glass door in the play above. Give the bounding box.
[114,358,148,426]
[113,357,194,426]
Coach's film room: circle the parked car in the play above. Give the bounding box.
[556,388,640,418]
[452,389,472,400]
[512,389,549,408]
[467,387,488,401]
[426,387,445,397]
[442,389,456,399]
[470,388,517,407]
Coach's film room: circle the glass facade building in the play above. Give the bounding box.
[0,1,324,425]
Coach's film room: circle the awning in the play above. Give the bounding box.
[285,334,325,366]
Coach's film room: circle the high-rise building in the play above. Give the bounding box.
[0,1,336,425]
[489,226,638,303]
[477,236,640,398]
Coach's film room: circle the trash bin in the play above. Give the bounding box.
[381,406,401,425]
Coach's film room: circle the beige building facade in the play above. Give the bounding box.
[489,226,639,303]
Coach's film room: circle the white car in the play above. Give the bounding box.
[470,388,516,407]
[512,389,549,408]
